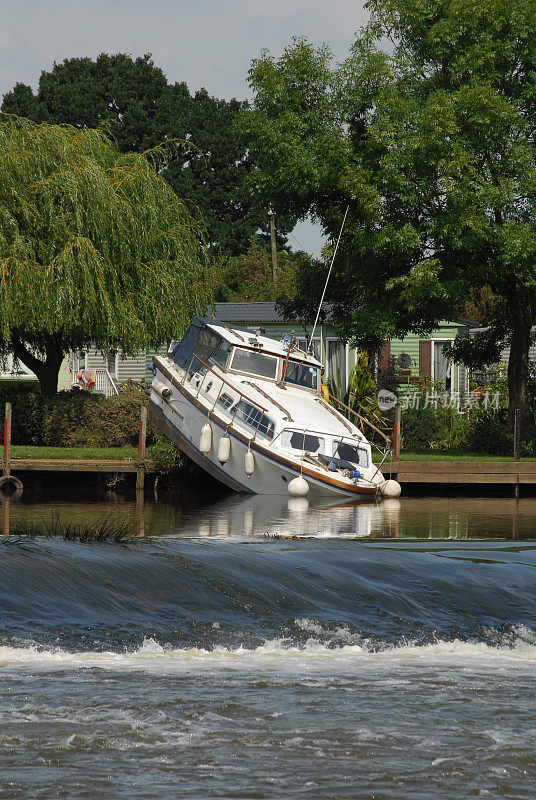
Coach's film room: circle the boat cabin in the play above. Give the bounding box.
[170,317,323,394]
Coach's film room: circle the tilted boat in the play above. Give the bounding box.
[148,317,401,498]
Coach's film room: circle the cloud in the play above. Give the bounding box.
[0,0,368,101]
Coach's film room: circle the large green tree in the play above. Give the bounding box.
[213,240,316,302]
[240,2,536,432]
[2,53,260,255]
[0,116,208,395]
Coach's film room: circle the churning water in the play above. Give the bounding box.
[2,492,536,799]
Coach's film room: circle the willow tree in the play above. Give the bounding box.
[0,116,209,395]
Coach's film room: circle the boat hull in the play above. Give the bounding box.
[149,394,379,499]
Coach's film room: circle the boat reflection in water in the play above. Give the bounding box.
[3,489,536,541]
[190,494,401,541]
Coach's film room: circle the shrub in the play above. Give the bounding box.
[148,432,185,475]
[0,385,148,447]
[466,408,512,455]
[42,389,147,447]
[401,405,470,450]
[0,384,62,445]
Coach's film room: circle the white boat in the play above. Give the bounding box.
[148,318,401,499]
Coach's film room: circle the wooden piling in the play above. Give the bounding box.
[514,408,521,497]
[136,406,147,493]
[1,497,9,537]
[393,407,401,461]
[3,402,11,477]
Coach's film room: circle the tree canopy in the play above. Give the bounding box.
[213,240,316,302]
[239,2,536,430]
[0,116,209,395]
[2,53,262,255]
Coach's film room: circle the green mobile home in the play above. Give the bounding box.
[210,303,472,395]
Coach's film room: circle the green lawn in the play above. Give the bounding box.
[9,445,533,463]
[11,445,140,460]
[375,449,534,462]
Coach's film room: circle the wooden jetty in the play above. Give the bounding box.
[384,460,536,493]
[2,399,536,496]
[1,403,151,494]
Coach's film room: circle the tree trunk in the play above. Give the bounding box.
[507,290,535,438]
[10,334,65,397]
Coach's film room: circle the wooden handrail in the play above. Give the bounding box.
[316,397,354,433]
[278,334,295,387]
[243,381,293,421]
[328,393,391,446]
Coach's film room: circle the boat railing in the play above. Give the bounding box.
[190,355,270,413]
[323,394,392,449]
[176,353,390,456]
[185,353,272,426]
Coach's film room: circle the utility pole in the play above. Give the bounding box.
[268,206,278,286]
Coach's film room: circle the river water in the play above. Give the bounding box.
[2,489,536,799]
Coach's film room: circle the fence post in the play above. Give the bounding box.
[3,403,11,477]
[393,406,401,461]
[136,406,147,492]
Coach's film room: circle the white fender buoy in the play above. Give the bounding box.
[245,450,255,477]
[381,479,402,499]
[217,436,231,464]
[200,423,212,454]
[153,380,171,399]
[288,476,309,498]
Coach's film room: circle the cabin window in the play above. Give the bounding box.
[284,360,319,391]
[218,392,234,409]
[232,400,274,439]
[332,440,369,467]
[281,430,325,454]
[230,348,279,380]
[210,340,232,371]
[185,330,223,377]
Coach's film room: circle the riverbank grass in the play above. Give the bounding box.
[376,449,536,462]
[11,445,139,460]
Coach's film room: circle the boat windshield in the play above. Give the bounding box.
[230,348,279,380]
[332,440,369,467]
[284,360,319,391]
[281,430,325,454]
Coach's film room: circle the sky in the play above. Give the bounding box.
[0,0,369,254]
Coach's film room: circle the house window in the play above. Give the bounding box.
[74,351,86,373]
[106,351,117,379]
[433,341,454,392]
[297,337,321,361]
[327,340,347,385]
